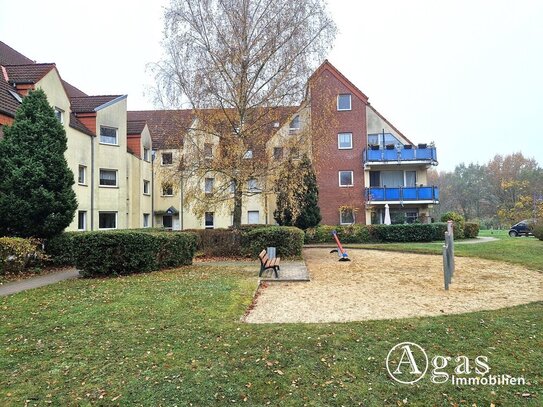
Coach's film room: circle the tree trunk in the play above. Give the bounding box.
[233,184,243,229]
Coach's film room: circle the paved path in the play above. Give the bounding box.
[0,269,80,297]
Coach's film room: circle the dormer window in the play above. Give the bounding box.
[337,94,352,111]
[100,126,118,145]
[289,115,300,130]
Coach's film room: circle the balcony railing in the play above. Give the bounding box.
[364,146,437,164]
[365,186,439,202]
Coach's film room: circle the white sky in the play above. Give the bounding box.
[1,0,542,171]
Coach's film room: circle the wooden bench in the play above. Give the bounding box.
[258,249,281,278]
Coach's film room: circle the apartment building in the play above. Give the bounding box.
[0,41,152,231]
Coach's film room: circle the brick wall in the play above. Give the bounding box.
[310,67,368,225]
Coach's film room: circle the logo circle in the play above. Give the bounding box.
[386,342,429,384]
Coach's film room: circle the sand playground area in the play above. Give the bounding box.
[244,248,543,323]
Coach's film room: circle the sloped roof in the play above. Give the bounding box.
[128,110,193,149]
[127,120,147,135]
[309,59,369,103]
[62,79,87,98]
[69,113,95,136]
[4,63,56,84]
[0,41,34,65]
[0,76,21,117]
[70,95,123,113]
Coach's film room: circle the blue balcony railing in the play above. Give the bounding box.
[364,146,437,164]
[365,186,439,202]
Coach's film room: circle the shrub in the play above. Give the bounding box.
[0,237,43,274]
[73,231,197,277]
[371,224,437,242]
[44,232,78,266]
[241,226,304,258]
[186,229,243,257]
[440,212,465,239]
[464,222,480,239]
[533,223,543,241]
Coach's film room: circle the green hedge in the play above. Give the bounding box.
[463,222,480,239]
[0,237,43,274]
[73,231,197,277]
[185,228,243,257]
[44,232,78,266]
[305,223,458,244]
[241,226,304,258]
[533,223,543,241]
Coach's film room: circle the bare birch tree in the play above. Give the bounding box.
[153,0,336,228]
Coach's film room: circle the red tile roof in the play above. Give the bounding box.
[62,80,87,98]
[69,113,95,136]
[0,41,34,65]
[128,110,193,149]
[4,63,56,84]
[70,95,123,113]
[0,77,21,117]
[127,120,146,135]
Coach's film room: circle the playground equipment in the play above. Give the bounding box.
[330,230,351,262]
[443,221,455,290]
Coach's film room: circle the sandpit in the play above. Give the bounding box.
[244,248,543,323]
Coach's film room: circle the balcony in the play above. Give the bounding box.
[363,145,437,166]
[365,186,439,204]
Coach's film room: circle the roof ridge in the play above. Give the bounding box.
[2,62,56,67]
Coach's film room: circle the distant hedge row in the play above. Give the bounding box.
[305,222,479,244]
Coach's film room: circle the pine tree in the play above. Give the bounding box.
[274,155,321,229]
[0,89,77,238]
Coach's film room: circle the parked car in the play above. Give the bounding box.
[508,220,534,237]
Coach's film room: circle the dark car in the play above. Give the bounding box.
[509,220,534,237]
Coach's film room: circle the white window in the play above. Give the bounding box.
[143,148,150,162]
[98,212,117,229]
[99,169,118,187]
[204,178,214,194]
[205,212,214,229]
[289,115,300,130]
[100,126,118,145]
[78,165,86,185]
[338,133,353,149]
[54,107,64,124]
[337,94,352,111]
[162,152,173,165]
[340,208,355,225]
[243,149,253,159]
[204,143,213,159]
[248,211,259,224]
[339,171,353,187]
[78,211,86,230]
[143,180,150,195]
[162,184,174,196]
[143,213,150,228]
[248,178,259,192]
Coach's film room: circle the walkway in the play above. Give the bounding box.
[194,259,310,282]
[0,269,79,297]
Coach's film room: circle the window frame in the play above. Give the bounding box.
[54,107,64,124]
[99,126,118,146]
[78,165,87,185]
[99,169,118,188]
[161,152,173,166]
[289,115,301,131]
[273,147,284,160]
[204,212,214,229]
[98,211,117,230]
[143,180,150,195]
[248,178,259,193]
[248,210,260,225]
[77,210,87,231]
[143,148,150,162]
[338,132,353,150]
[204,177,214,194]
[340,208,355,225]
[204,143,213,159]
[337,94,352,111]
[162,183,174,197]
[338,171,354,187]
[243,149,253,159]
[143,213,150,228]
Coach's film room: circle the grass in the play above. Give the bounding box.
[1,237,542,406]
[337,229,543,271]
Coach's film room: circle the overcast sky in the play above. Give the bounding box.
[1,0,542,171]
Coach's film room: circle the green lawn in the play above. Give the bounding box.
[339,229,543,271]
[1,241,542,405]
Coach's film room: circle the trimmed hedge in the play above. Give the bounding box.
[463,222,480,239]
[0,237,42,274]
[73,231,196,277]
[45,232,78,266]
[241,226,304,258]
[186,228,243,257]
[305,223,458,244]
